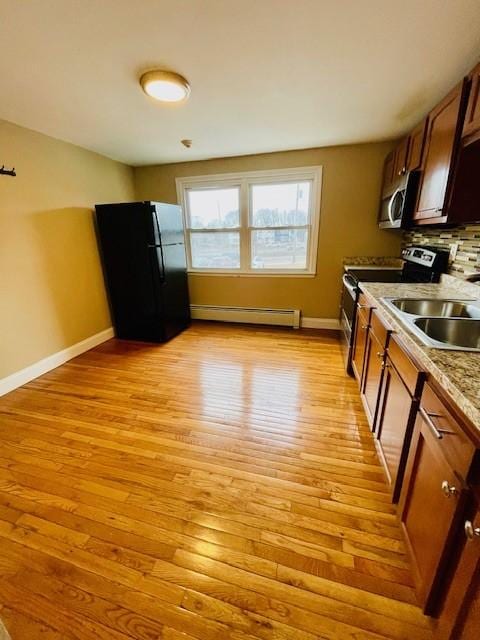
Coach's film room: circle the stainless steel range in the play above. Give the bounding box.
[340,246,450,374]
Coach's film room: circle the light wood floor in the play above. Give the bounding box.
[0,322,434,639]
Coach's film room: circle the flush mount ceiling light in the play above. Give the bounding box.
[140,70,190,103]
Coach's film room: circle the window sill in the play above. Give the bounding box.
[187,270,317,278]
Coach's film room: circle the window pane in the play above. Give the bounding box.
[251,229,308,270]
[188,188,240,229]
[190,232,240,268]
[251,181,311,227]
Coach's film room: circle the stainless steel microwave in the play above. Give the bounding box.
[378,171,420,229]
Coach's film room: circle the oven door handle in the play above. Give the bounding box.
[342,273,357,298]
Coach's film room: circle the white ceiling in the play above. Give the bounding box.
[1,0,480,166]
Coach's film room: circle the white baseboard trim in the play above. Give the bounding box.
[300,317,341,330]
[0,327,114,397]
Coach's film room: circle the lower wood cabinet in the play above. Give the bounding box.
[352,300,370,384]
[360,310,391,428]
[374,336,424,502]
[434,497,480,639]
[399,383,477,614]
[352,297,480,630]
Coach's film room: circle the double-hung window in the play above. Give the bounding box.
[177,166,322,275]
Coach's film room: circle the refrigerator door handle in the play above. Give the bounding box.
[148,245,165,283]
[158,244,166,282]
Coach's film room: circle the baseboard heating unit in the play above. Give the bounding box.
[190,305,301,329]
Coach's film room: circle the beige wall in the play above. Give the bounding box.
[134,143,401,318]
[0,120,135,378]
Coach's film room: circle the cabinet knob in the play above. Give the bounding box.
[441,480,458,498]
[465,520,480,541]
[376,351,383,359]
[361,324,369,330]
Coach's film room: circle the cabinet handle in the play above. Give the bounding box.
[465,520,480,540]
[376,351,384,359]
[419,407,455,439]
[441,480,458,498]
[435,208,443,213]
[361,324,369,330]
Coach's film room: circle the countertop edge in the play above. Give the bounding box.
[360,283,480,432]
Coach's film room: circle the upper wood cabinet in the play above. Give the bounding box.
[462,62,480,144]
[381,150,396,196]
[393,137,409,178]
[377,60,480,228]
[381,138,410,197]
[412,80,469,225]
[406,120,427,171]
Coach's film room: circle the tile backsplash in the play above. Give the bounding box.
[403,224,480,278]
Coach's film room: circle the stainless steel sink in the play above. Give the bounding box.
[413,318,480,350]
[381,296,480,351]
[389,298,480,318]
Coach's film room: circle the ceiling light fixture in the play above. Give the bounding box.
[140,70,190,103]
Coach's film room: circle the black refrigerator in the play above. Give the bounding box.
[95,201,190,342]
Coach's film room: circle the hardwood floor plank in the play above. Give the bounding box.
[0,322,432,639]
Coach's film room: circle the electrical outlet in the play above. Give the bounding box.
[449,242,459,263]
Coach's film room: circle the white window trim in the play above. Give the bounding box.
[176,166,323,276]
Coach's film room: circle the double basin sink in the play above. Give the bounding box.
[381,297,480,351]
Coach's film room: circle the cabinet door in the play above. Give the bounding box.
[393,137,409,178]
[381,151,395,196]
[375,359,414,501]
[361,331,384,428]
[435,503,480,640]
[454,510,480,640]
[352,305,369,385]
[400,410,467,613]
[413,81,467,223]
[406,120,427,171]
[463,62,480,143]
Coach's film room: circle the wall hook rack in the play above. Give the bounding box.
[0,165,16,177]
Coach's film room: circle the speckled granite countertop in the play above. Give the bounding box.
[343,256,404,268]
[359,275,480,432]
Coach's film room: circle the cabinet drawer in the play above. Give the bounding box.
[387,335,423,397]
[370,309,390,348]
[420,383,476,480]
